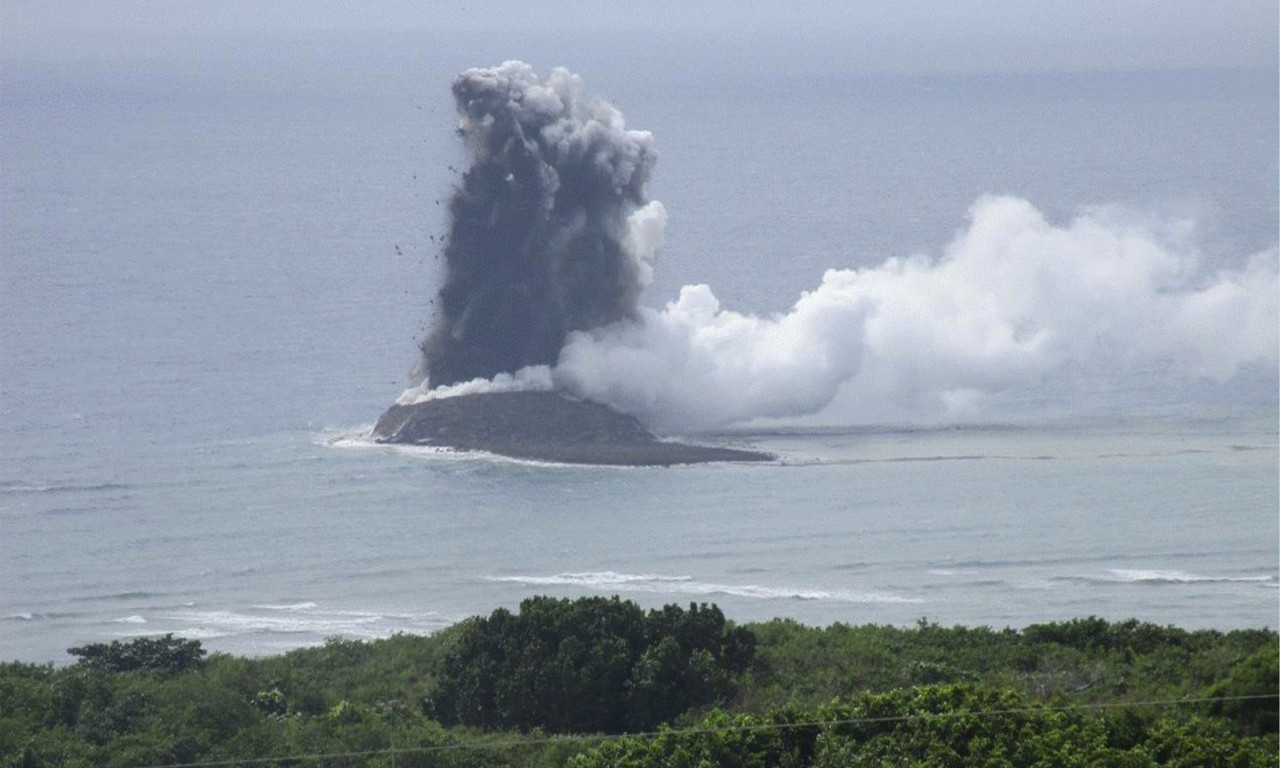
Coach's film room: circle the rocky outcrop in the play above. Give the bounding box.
[374,392,771,466]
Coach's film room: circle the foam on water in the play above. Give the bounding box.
[4,612,82,622]
[1105,569,1276,584]
[322,430,505,464]
[253,601,319,611]
[489,571,693,586]
[1050,570,1279,587]
[314,427,379,447]
[487,571,923,604]
[321,429,653,470]
[140,603,458,645]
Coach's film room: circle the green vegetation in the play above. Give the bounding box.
[571,686,1279,768]
[67,634,206,675]
[1,599,1275,767]
[429,596,754,733]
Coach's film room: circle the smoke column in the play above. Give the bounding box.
[408,62,1279,431]
[421,61,665,387]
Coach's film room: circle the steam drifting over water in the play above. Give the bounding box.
[407,62,1279,431]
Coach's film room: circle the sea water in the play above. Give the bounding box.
[2,31,1276,661]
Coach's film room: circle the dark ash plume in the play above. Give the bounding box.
[421,62,663,387]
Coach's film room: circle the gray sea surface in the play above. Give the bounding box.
[2,30,1277,661]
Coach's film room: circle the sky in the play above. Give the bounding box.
[3,0,1276,73]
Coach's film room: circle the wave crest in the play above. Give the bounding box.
[486,571,922,604]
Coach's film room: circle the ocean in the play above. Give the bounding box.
[2,29,1276,662]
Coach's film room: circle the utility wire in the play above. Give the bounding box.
[128,692,1279,768]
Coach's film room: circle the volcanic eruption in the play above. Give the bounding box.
[377,61,1277,460]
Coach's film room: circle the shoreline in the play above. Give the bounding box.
[9,604,1278,667]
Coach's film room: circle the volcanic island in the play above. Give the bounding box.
[373,392,773,467]
[375,65,773,466]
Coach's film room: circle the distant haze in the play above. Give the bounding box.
[3,1,1276,73]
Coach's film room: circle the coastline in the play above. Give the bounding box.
[5,601,1275,766]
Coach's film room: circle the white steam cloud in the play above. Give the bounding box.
[405,195,1278,431]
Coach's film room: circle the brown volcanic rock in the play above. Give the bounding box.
[374,392,772,466]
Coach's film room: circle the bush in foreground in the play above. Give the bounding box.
[428,596,756,733]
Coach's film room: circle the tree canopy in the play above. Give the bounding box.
[67,634,206,675]
[428,596,755,733]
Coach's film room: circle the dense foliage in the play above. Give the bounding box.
[570,686,1279,768]
[1,600,1275,768]
[428,596,756,732]
[67,634,206,675]
[738,617,1278,714]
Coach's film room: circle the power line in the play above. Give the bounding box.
[128,692,1279,768]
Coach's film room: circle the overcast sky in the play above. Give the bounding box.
[3,0,1276,73]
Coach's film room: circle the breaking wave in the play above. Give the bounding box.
[132,603,457,643]
[1105,569,1276,585]
[1054,569,1277,586]
[486,571,923,604]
